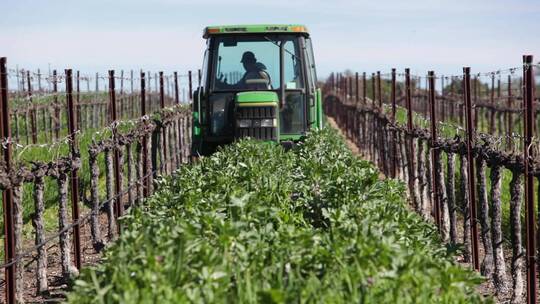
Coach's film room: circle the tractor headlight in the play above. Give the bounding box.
[260,118,275,127]
[238,119,252,128]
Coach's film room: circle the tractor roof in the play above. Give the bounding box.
[203,24,309,39]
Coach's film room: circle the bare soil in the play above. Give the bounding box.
[1,211,110,303]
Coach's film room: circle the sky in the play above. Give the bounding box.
[1,0,539,79]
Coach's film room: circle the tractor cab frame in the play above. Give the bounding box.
[192,24,323,155]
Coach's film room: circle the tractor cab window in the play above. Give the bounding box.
[212,36,304,91]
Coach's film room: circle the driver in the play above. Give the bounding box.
[216,51,271,90]
[239,51,271,89]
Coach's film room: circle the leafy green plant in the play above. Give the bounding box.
[67,128,490,303]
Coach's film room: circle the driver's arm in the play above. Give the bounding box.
[215,75,236,89]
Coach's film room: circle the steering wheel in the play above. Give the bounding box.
[214,74,229,89]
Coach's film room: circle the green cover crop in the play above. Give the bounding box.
[68,128,489,303]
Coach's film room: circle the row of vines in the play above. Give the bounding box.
[325,55,539,303]
[67,128,487,303]
[0,57,193,303]
[5,66,196,145]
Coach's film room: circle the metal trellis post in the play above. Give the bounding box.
[523,54,536,304]
[65,69,82,270]
[1,57,16,304]
[463,67,480,271]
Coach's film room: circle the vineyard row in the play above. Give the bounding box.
[0,57,193,303]
[325,55,538,304]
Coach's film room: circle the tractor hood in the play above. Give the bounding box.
[234,91,279,141]
[235,91,279,105]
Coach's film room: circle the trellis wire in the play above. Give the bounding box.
[0,57,193,303]
[325,55,537,304]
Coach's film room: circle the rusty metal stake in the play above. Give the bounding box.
[154,73,158,96]
[490,73,495,134]
[1,57,16,304]
[405,69,414,136]
[473,76,478,129]
[355,72,359,104]
[26,71,37,144]
[506,75,513,150]
[377,71,382,109]
[188,71,193,101]
[344,75,348,100]
[108,70,123,233]
[159,72,165,108]
[120,70,124,96]
[174,72,179,104]
[371,73,376,106]
[362,72,367,104]
[405,69,416,208]
[523,54,536,304]
[463,67,480,271]
[130,70,134,93]
[391,69,397,122]
[428,71,441,229]
[391,68,397,178]
[159,72,167,172]
[53,70,59,139]
[342,73,345,96]
[342,73,346,96]
[347,77,353,99]
[140,72,149,197]
[37,69,42,92]
[65,69,82,270]
[119,70,124,119]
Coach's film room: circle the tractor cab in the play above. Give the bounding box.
[192,24,323,155]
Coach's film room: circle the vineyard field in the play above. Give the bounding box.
[68,128,488,303]
[3,2,538,302]
[0,63,193,302]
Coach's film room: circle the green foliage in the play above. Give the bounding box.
[67,128,490,303]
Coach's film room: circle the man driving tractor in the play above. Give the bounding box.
[216,51,272,90]
[193,24,324,155]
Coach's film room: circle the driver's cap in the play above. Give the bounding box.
[240,51,256,63]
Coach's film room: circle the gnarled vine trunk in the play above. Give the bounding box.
[490,165,509,294]
[32,175,48,293]
[509,171,524,304]
[446,153,457,244]
[476,157,494,277]
[460,154,471,262]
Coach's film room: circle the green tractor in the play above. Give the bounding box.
[191,24,324,155]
